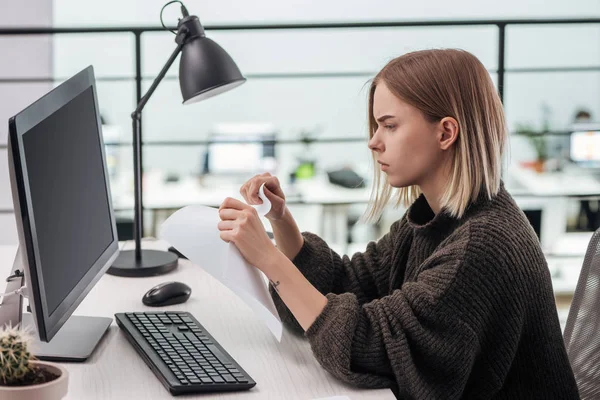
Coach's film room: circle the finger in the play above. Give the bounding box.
[219,230,233,243]
[240,175,261,202]
[219,208,242,221]
[220,197,249,211]
[248,180,264,204]
[263,186,283,204]
[239,181,248,200]
[217,220,235,231]
[265,176,283,197]
[240,181,253,204]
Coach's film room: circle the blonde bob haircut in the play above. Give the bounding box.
[365,48,507,221]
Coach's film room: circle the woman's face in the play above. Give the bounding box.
[368,82,446,188]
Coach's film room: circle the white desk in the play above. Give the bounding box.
[0,242,394,400]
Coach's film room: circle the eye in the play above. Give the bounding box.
[384,125,396,130]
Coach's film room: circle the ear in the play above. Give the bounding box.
[438,117,459,150]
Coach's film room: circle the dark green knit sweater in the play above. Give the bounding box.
[270,184,579,399]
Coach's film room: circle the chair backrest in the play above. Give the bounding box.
[563,228,600,398]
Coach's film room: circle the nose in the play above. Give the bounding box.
[368,130,384,153]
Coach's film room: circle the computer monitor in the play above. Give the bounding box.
[1,65,119,361]
[203,123,277,177]
[207,136,264,174]
[570,130,600,168]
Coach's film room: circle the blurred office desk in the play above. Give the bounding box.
[505,166,600,251]
[113,175,371,252]
[506,166,600,197]
[0,242,394,400]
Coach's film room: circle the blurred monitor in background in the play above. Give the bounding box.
[569,110,600,231]
[570,129,600,168]
[202,123,277,183]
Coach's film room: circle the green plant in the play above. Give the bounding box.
[515,123,548,162]
[0,325,33,385]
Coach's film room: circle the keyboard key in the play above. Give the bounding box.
[223,375,237,383]
[213,377,225,384]
[201,377,213,384]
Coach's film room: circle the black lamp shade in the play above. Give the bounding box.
[180,36,246,105]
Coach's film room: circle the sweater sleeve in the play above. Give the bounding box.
[270,218,411,333]
[303,238,521,399]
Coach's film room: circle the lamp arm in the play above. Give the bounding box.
[132,41,185,118]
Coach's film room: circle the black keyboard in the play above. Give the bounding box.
[115,312,256,395]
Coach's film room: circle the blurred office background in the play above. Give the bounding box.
[2,0,600,327]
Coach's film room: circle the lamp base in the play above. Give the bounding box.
[107,249,178,277]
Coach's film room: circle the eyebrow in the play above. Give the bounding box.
[376,115,395,123]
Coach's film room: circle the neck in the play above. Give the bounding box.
[418,163,451,215]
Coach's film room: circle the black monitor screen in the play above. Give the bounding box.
[22,86,113,315]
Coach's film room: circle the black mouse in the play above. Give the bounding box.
[142,281,191,307]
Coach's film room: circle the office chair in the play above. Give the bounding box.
[563,228,600,398]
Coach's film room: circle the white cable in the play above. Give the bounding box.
[0,285,27,298]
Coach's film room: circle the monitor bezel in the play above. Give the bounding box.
[7,65,119,342]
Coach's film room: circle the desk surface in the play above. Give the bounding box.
[0,242,394,400]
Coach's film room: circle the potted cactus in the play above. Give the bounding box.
[0,326,68,400]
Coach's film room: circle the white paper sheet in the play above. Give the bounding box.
[159,184,282,341]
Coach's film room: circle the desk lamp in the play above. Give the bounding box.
[108,1,246,277]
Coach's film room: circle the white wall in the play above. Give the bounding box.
[0,1,53,244]
[47,0,600,195]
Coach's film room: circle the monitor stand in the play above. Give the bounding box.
[21,313,112,362]
[0,246,112,362]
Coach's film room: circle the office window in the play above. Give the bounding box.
[504,72,600,132]
[143,144,207,180]
[141,76,369,142]
[506,24,600,69]
[142,26,498,78]
[53,33,135,79]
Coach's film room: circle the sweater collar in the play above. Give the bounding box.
[406,195,455,236]
[407,182,504,235]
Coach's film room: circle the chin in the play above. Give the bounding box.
[387,176,413,188]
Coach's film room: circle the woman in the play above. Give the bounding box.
[217,49,579,399]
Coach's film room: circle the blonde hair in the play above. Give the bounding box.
[364,49,507,221]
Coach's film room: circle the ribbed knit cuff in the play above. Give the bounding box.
[305,292,360,378]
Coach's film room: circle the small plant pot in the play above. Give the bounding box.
[0,360,69,400]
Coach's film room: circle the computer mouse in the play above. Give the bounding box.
[142,281,191,307]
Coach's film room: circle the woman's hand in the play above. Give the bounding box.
[239,173,286,221]
[218,197,279,272]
